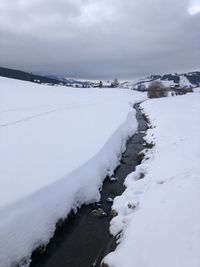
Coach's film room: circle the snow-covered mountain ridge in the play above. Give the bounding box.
[121,71,200,89]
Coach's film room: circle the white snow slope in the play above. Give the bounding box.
[0,77,146,267]
[104,92,200,267]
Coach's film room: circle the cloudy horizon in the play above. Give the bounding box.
[0,0,200,79]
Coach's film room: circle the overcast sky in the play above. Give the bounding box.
[0,0,200,79]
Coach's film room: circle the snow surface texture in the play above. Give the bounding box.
[104,92,200,267]
[0,77,146,267]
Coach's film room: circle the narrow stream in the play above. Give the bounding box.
[30,103,147,267]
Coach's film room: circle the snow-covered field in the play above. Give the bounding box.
[104,92,200,267]
[193,87,200,93]
[0,77,146,267]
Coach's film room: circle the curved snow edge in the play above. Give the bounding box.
[104,94,200,267]
[0,110,138,267]
[103,107,154,266]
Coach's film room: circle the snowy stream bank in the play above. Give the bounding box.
[29,103,148,267]
[0,77,146,267]
[104,93,200,267]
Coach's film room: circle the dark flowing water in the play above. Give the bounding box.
[30,103,147,267]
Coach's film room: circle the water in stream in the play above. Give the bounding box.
[30,103,147,267]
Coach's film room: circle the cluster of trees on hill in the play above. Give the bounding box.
[144,81,193,98]
[0,67,62,85]
[98,78,119,88]
[147,81,168,98]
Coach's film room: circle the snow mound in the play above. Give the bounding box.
[0,77,146,267]
[104,93,200,267]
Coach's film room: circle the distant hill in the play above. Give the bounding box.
[1,67,200,89]
[122,71,200,89]
[0,67,62,85]
[45,75,97,87]
[0,67,96,87]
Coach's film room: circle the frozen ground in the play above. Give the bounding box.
[104,92,200,267]
[0,77,146,267]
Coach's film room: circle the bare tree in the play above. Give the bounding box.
[147,81,168,98]
[111,78,119,88]
[99,81,103,88]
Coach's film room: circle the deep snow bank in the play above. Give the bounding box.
[104,93,200,267]
[0,77,146,267]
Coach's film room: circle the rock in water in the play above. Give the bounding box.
[110,209,118,218]
[109,176,118,182]
[106,197,113,204]
[91,208,107,217]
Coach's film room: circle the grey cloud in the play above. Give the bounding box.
[0,0,200,79]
